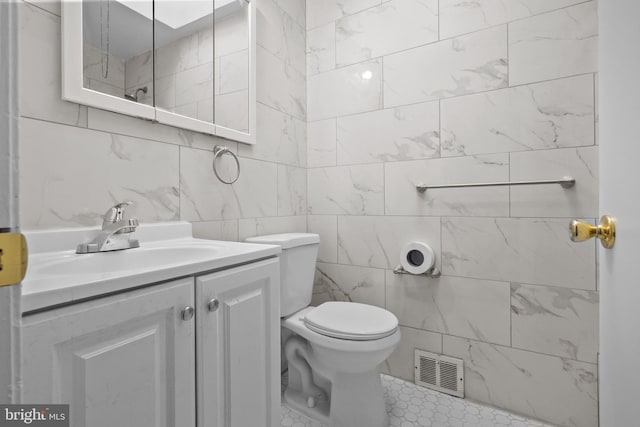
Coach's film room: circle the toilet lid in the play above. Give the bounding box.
[304,302,399,341]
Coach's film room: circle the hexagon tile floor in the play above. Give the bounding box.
[280,374,555,427]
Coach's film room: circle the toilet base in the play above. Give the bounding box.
[283,386,331,425]
[284,369,389,427]
[329,370,389,427]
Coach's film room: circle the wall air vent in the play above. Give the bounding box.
[414,350,464,398]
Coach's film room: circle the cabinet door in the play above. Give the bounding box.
[196,258,280,427]
[21,278,196,427]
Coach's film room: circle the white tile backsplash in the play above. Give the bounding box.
[238,215,307,241]
[20,118,180,228]
[191,220,239,242]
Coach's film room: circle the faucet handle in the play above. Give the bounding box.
[102,201,134,225]
[120,218,139,234]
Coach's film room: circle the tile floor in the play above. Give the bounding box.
[280,374,555,427]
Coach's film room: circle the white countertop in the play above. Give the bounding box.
[21,222,280,313]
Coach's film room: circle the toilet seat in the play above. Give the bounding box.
[304,302,398,341]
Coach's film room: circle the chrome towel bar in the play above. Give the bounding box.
[416,176,575,193]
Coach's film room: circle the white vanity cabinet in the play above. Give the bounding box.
[20,256,280,427]
[21,277,197,427]
[196,258,280,427]
[22,257,280,427]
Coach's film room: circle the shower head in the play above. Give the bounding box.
[124,86,148,102]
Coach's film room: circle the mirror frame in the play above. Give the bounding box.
[61,0,257,145]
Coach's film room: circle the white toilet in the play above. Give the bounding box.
[245,233,400,427]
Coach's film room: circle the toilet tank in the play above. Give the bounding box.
[245,233,320,317]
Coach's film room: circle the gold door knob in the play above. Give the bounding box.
[570,215,616,249]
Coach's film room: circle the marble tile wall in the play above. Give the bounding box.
[19,0,307,241]
[19,0,601,425]
[306,1,599,426]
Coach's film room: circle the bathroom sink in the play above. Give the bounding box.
[35,245,223,276]
[21,222,281,312]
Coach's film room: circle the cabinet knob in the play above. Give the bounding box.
[208,298,220,312]
[181,306,195,321]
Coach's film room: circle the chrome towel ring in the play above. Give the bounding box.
[212,145,240,184]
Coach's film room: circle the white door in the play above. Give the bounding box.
[0,0,21,405]
[598,2,640,426]
[196,258,280,427]
[21,278,196,427]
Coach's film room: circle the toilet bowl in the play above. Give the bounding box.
[245,233,401,427]
[283,305,400,427]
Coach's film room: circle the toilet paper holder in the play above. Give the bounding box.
[396,241,441,278]
[393,265,441,278]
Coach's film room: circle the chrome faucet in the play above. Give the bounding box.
[76,202,140,254]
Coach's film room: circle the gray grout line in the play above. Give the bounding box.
[304,143,597,169]
[307,0,592,50]
[307,0,593,77]
[437,0,440,41]
[509,281,513,348]
[394,324,597,365]
[312,259,598,293]
[22,1,61,17]
[307,72,597,125]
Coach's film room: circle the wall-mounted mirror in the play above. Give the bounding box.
[62,0,256,144]
[82,0,154,106]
